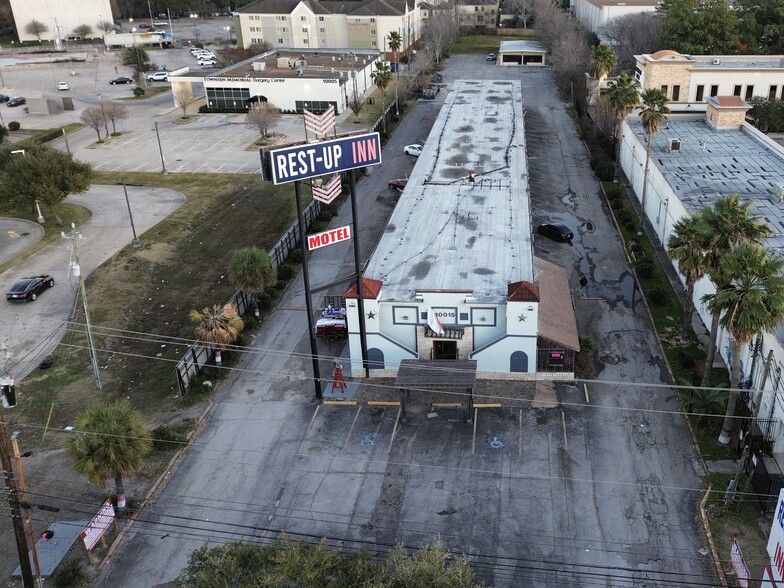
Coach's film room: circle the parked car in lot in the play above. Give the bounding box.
[197,59,217,66]
[146,71,169,82]
[153,20,168,26]
[486,53,497,61]
[388,178,408,191]
[7,97,26,107]
[537,223,573,242]
[6,275,54,302]
[57,81,69,91]
[0,94,9,102]
[404,144,422,157]
[138,22,152,30]
[110,76,134,85]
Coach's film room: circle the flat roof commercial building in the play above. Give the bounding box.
[344,80,579,379]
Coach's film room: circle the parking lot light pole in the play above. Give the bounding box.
[154,122,167,174]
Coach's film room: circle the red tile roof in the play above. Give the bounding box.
[344,278,383,299]
[507,280,540,302]
[715,96,746,107]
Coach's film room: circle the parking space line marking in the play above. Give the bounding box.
[297,404,321,455]
[561,409,569,451]
[471,408,478,454]
[584,383,590,403]
[389,407,401,451]
[518,409,523,457]
[343,405,363,450]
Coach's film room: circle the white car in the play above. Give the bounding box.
[197,59,217,66]
[146,71,169,82]
[195,52,215,59]
[57,81,69,91]
[153,21,168,27]
[404,144,423,157]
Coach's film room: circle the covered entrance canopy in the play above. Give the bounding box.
[395,359,477,422]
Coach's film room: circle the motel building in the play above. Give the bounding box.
[342,80,580,380]
[167,49,381,114]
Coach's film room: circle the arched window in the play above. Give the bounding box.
[510,351,528,372]
[367,348,385,369]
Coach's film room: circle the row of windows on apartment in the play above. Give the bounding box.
[271,15,376,22]
[273,27,342,33]
[275,38,377,46]
[662,83,780,101]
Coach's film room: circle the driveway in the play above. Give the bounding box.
[0,185,184,380]
[96,60,714,587]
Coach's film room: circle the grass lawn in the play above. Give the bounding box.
[450,34,539,54]
[9,172,298,445]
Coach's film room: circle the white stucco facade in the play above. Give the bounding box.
[572,0,658,35]
[620,111,784,452]
[10,0,113,42]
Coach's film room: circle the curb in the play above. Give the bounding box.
[97,397,215,572]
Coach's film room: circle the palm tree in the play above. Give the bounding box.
[66,399,152,510]
[667,215,707,342]
[703,243,784,446]
[190,303,244,366]
[606,73,640,160]
[698,195,770,387]
[370,61,392,130]
[639,89,670,219]
[590,44,617,91]
[227,247,277,318]
[387,31,402,117]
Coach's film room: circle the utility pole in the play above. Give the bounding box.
[11,433,42,587]
[0,377,34,587]
[62,227,102,390]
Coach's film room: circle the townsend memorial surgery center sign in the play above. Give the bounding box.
[266,132,382,185]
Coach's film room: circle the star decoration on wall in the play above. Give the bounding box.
[367,311,376,319]
[518,314,526,322]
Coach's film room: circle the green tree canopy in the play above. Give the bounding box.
[66,399,152,509]
[179,536,483,587]
[606,72,640,159]
[748,97,784,133]
[189,303,244,365]
[122,46,150,72]
[658,0,739,53]
[227,247,277,317]
[0,145,93,225]
[667,216,707,342]
[736,0,784,52]
[590,43,616,84]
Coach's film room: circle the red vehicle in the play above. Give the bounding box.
[7,97,25,107]
[137,22,152,30]
[388,178,407,191]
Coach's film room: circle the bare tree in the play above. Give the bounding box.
[590,95,617,142]
[174,90,196,118]
[80,106,106,142]
[102,101,128,134]
[348,95,363,123]
[73,24,93,39]
[421,11,459,64]
[502,0,534,28]
[25,20,49,41]
[601,12,663,72]
[550,28,591,90]
[97,20,117,34]
[245,102,281,138]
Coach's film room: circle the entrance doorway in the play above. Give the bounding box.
[433,340,457,360]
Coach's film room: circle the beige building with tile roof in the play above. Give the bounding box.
[233,0,421,52]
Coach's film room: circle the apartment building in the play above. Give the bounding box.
[233,0,420,53]
[635,49,784,104]
[573,0,658,35]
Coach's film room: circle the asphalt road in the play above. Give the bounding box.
[95,59,714,587]
[0,185,184,380]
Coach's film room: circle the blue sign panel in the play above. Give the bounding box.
[268,132,382,185]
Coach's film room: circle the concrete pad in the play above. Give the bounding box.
[531,381,558,408]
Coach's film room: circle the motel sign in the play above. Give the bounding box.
[307,225,351,250]
[765,489,784,586]
[268,132,382,185]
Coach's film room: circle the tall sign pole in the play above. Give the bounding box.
[349,170,369,377]
[294,181,322,400]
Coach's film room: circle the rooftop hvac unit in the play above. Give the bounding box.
[296,68,304,76]
[295,59,307,69]
[712,58,721,65]
[251,61,266,71]
[668,138,681,152]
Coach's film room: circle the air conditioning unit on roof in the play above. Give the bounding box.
[668,138,681,152]
[712,58,721,65]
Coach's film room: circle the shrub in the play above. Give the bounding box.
[594,160,615,182]
[616,208,634,226]
[287,248,303,264]
[635,256,655,278]
[647,285,668,305]
[590,156,606,171]
[133,86,145,98]
[676,348,696,370]
[53,557,87,588]
[622,215,639,232]
[151,425,185,452]
[8,121,20,131]
[277,264,296,281]
[257,291,273,312]
[605,183,624,200]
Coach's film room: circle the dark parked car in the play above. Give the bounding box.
[110,76,134,85]
[537,223,573,242]
[388,178,408,191]
[432,73,443,84]
[0,94,8,103]
[6,275,54,302]
[7,97,26,107]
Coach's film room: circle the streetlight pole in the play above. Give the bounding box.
[121,182,140,248]
[154,122,167,174]
[10,433,43,588]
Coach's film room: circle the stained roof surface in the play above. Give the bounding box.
[364,80,532,302]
